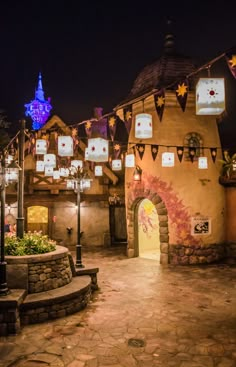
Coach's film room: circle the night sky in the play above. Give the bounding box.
[0,1,235,149]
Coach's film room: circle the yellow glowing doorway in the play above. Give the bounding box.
[27,206,49,234]
[138,199,160,261]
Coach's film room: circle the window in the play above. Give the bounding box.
[184,132,203,161]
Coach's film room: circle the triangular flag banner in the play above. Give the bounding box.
[189,147,196,163]
[136,144,145,160]
[85,120,92,138]
[225,48,236,79]
[123,105,132,134]
[210,148,217,163]
[154,89,165,122]
[176,79,189,112]
[113,143,121,159]
[108,114,117,141]
[176,146,184,162]
[151,145,159,161]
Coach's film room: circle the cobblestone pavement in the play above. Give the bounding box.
[1,245,236,367]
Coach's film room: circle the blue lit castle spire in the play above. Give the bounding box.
[25,72,52,130]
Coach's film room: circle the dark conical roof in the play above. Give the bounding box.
[118,22,198,106]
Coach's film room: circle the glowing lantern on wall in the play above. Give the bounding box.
[58,136,74,157]
[44,166,54,176]
[59,167,69,177]
[112,159,122,171]
[198,157,208,169]
[196,78,225,115]
[135,113,153,139]
[36,160,45,172]
[94,165,103,176]
[87,138,109,162]
[162,152,175,167]
[44,154,56,168]
[36,139,47,155]
[125,153,135,167]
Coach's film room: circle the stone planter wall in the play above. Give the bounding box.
[169,243,226,265]
[6,245,72,293]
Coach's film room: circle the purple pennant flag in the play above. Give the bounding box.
[136,144,145,160]
[176,146,184,162]
[210,148,217,163]
[175,79,189,112]
[108,114,117,141]
[225,48,236,79]
[151,145,159,161]
[123,105,132,134]
[154,89,165,122]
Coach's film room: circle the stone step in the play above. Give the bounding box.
[20,275,92,325]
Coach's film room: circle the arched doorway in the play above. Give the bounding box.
[27,206,49,234]
[138,198,160,260]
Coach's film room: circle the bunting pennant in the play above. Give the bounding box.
[176,146,184,162]
[136,144,145,160]
[108,114,117,141]
[123,105,132,134]
[175,79,189,112]
[225,48,236,79]
[85,120,92,138]
[189,147,196,163]
[210,148,217,163]
[113,143,121,159]
[154,89,165,122]
[151,145,159,161]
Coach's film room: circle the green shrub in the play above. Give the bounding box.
[5,232,56,256]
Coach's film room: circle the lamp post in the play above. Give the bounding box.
[66,167,92,268]
[0,152,21,296]
[17,119,25,239]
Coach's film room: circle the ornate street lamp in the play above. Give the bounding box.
[0,153,21,296]
[66,166,92,268]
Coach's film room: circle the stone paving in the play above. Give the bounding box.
[0,245,236,367]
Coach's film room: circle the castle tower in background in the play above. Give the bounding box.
[25,73,52,130]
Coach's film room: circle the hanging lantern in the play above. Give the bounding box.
[5,161,21,184]
[135,113,153,139]
[196,78,225,115]
[58,136,74,157]
[44,166,54,176]
[87,138,109,162]
[198,157,208,169]
[36,160,45,172]
[59,167,69,177]
[94,165,103,176]
[112,159,122,171]
[125,153,135,167]
[5,155,14,165]
[162,152,175,167]
[80,177,92,190]
[36,139,47,155]
[53,170,60,179]
[66,178,75,189]
[84,147,89,161]
[44,154,56,168]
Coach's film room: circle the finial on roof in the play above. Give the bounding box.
[35,72,45,101]
[163,18,175,55]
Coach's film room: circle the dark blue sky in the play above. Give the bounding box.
[0,1,235,149]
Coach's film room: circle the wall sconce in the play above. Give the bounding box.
[133,165,142,182]
[66,227,73,235]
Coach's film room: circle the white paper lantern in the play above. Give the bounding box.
[196,78,225,115]
[135,113,153,139]
[198,157,208,169]
[94,165,103,176]
[58,136,74,157]
[44,166,54,176]
[36,139,47,155]
[87,138,109,162]
[59,167,69,177]
[53,170,60,179]
[36,160,45,172]
[125,153,135,167]
[112,159,122,171]
[84,147,89,161]
[71,160,83,169]
[44,154,56,168]
[162,152,175,167]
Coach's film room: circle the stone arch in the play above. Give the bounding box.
[127,190,169,264]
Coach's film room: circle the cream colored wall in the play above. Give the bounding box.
[121,90,226,246]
